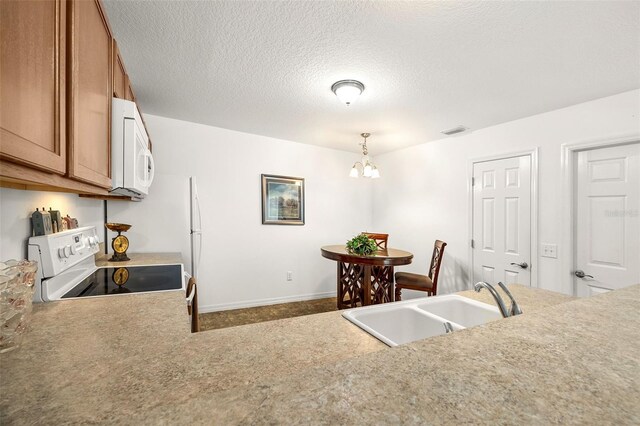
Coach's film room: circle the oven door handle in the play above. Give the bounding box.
[186,283,196,307]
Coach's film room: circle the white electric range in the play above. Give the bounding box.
[28,226,184,302]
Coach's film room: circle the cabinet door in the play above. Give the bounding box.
[0,0,66,174]
[67,0,112,189]
[113,40,127,99]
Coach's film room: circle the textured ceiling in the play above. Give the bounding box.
[102,1,640,155]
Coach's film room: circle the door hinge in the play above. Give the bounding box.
[471,239,475,248]
[471,177,475,187]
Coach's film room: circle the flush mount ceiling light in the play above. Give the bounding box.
[349,133,380,179]
[331,80,365,106]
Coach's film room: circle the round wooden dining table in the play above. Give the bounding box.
[321,245,413,309]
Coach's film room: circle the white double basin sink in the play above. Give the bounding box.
[342,294,502,347]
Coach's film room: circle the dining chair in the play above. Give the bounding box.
[362,232,389,250]
[362,232,391,303]
[186,276,200,333]
[394,240,447,301]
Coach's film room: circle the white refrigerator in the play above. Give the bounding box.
[190,176,202,280]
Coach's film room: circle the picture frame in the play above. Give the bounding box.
[261,174,305,225]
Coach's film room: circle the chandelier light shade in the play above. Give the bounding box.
[331,80,365,106]
[349,133,380,179]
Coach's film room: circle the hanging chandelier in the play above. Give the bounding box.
[349,133,380,179]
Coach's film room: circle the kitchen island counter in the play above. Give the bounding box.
[4,283,637,425]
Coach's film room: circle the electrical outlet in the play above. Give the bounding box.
[541,243,557,259]
[287,271,293,281]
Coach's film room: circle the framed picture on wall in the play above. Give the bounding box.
[261,174,305,225]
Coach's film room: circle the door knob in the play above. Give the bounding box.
[510,262,528,269]
[574,270,594,279]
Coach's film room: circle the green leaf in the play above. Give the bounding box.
[346,234,378,256]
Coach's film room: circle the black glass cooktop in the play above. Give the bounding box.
[62,264,183,298]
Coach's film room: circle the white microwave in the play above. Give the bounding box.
[111,98,155,199]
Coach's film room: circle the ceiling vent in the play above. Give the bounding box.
[441,125,468,136]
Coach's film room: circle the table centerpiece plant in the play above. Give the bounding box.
[346,234,378,256]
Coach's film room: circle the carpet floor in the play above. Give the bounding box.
[199,297,337,331]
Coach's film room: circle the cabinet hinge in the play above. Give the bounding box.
[471,239,475,248]
[471,177,475,187]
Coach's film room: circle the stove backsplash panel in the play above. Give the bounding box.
[0,188,104,261]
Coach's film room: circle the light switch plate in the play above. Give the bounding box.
[541,243,557,258]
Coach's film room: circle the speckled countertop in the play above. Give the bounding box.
[2,271,639,424]
[94,251,183,267]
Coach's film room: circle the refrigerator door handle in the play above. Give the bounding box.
[195,195,202,278]
[196,193,202,230]
[190,176,203,281]
[192,230,202,280]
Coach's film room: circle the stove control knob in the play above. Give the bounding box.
[64,245,72,258]
[58,247,66,259]
[70,245,78,255]
[88,236,96,246]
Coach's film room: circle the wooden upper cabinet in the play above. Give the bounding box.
[112,41,127,99]
[115,45,148,148]
[67,0,112,189]
[113,42,136,102]
[0,0,67,174]
[124,74,136,102]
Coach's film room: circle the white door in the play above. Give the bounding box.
[472,155,532,286]
[575,142,640,297]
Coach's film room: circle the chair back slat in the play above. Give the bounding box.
[362,232,389,250]
[429,240,447,294]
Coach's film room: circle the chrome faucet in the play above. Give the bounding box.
[474,281,523,318]
[443,322,454,334]
[496,281,523,316]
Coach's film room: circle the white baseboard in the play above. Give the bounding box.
[199,291,337,313]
